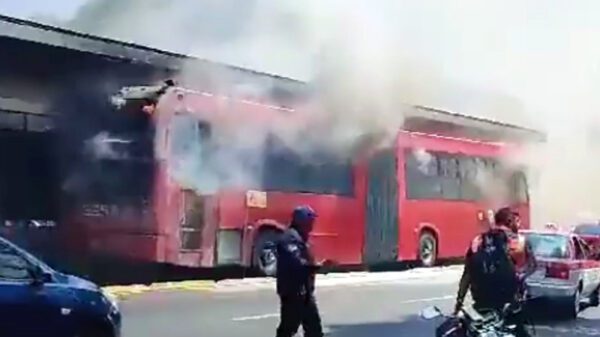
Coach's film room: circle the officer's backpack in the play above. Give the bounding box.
[470,230,518,304]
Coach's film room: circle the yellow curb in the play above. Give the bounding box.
[102,280,216,300]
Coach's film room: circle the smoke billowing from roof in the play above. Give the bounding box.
[38,0,600,226]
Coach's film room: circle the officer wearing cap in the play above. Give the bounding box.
[275,205,324,337]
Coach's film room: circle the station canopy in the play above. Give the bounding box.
[403,105,545,143]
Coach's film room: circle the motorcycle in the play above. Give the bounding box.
[419,301,531,337]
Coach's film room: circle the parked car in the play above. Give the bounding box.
[0,235,121,337]
[521,229,600,319]
[573,222,600,258]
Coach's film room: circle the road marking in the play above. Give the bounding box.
[535,325,600,335]
[232,313,279,321]
[231,295,454,322]
[217,268,463,293]
[399,295,454,304]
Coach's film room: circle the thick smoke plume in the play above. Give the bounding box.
[149,1,464,195]
[44,0,600,226]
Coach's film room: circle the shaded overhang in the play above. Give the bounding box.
[404,105,545,143]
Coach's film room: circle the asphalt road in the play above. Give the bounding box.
[121,277,600,337]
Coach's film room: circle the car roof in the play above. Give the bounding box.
[520,229,572,237]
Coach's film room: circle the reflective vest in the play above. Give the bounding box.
[508,234,527,271]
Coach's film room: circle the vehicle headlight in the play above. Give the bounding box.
[101,289,119,312]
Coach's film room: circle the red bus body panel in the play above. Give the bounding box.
[63,87,533,271]
[396,132,529,261]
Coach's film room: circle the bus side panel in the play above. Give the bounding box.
[396,133,500,262]
[242,192,365,266]
[401,200,482,260]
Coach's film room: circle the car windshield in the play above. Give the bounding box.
[0,237,53,273]
[574,224,600,236]
[525,233,570,259]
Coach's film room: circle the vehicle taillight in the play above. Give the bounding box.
[545,263,571,280]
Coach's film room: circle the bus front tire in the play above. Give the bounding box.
[252,230,280,277]
[418,232,437,268]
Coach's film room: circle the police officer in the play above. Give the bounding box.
[275,205,324,337]
[454,207,533,337]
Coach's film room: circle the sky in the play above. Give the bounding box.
[2,1,600,224]
[0,0,84,22]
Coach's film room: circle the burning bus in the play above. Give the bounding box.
[54,80,544,281]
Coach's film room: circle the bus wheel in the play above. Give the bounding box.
[253,230,280,277]
[418,232,437,267]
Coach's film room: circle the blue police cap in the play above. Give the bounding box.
[292,205,318,222]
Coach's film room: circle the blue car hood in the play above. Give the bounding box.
[54,273,100,292]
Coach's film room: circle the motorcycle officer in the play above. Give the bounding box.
[454,207,533,337]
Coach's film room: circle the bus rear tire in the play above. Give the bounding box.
[252,230,280,277]
[418,232,437,267]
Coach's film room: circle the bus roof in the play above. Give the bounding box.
[119,82,546,144]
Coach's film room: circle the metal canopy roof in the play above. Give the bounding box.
[404,105,546,143]
[0,15,545,142]
[0,14,303,86]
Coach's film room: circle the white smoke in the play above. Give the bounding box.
[84,131,131,160]
[18,0,600,227]
[412,149,434,175]
[165,110,268,194]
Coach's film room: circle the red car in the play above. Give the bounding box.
[573,223,600,258]
[521,229,600,319]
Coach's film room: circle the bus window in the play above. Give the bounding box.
[411,149,438,176]
[438,154,461,200]
[262,135,354,196]
[405,149,443,199]
[169,114,202,159]
[458,156,481,201]
[510,170,529,203]
[169,114,216,168]
[92,159,153,205]
[474,157,488,180]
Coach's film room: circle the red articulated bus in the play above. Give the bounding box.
[60,81,545,279]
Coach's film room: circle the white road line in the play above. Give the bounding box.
[232,313,279,321]
[231,295,454,321]
[399,295,454,304]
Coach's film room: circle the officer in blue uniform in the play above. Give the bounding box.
[275,205,324,337]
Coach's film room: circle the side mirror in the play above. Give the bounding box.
[420,306,442,320]
[29,266,52,286]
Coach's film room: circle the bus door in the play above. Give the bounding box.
[178,190,206,256]
[364,149,399,265]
